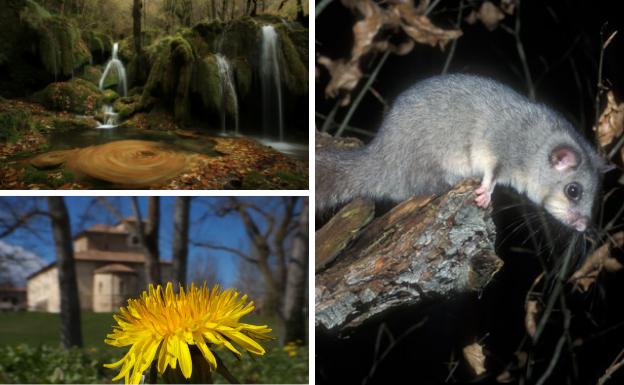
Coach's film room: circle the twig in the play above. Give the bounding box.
[315,0,334,18]
[594,27,618,149]
[598,348,624,385]
[501,0,535,100]
[441,0,463,74]
[335,1,441,137]
[533,239,576,343]
[320,100,341,132]
[336,51,390,137]
[316,112,375,137]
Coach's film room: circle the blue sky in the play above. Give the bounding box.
[0,197,291,288]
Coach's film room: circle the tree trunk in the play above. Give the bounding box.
[221,0,227,20]
[47,197,82,348]
[172,197,191,287]
[211,0,217,20]
[131,197,161,286]
[280,197,309,345]
[315,181,503,333]
[132,0,142,56]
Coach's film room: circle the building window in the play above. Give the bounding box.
[130,235,139,245]
[99,282,103,293]
[120,280,125,293]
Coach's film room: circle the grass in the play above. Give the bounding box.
[0,311,308,383]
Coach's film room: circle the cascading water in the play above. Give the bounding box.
[260,25,284,142]
[96,42,127,129]
[99,42,127,96]
[215,54,239,135]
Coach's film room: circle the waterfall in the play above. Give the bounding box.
[215,54,239,135]
[96,42,127,129]
[99,42,127,97]
[260,25,284,142]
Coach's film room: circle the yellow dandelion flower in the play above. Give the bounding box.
[104,282,272,384]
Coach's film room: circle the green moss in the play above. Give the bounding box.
[102,89,119,104]
[141,34,196,125]
[0,109,33,143]
[32,78,102,114]
[22,165,75,188]
[192,54,221,113]
[276,26,308,97]
[113,95,141,120]
[232,57,252,100]
[20,4,91,78]
[242,170,307,189]
[77,65,103,85]
[50,116,94,132]
[82,30,112,59]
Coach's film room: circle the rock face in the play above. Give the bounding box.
[139,15,308,129]
[0,0,93,97]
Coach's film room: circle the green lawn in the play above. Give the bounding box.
[0,311,115,351]
[0,311,308,383]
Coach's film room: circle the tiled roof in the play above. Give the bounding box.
[74,250,146,262]
[94,263,137,274]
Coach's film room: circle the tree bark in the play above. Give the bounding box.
[315,180,503,333]
[280,198,309,345]
[131,197,161,286]
[47,197,82,348]
[172,197,191,287]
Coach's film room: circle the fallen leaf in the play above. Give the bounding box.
[463,342,487,376]
[392,2,463,49]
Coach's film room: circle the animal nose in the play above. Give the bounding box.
[574,217,588,232]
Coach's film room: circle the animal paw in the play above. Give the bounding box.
[474,185,491,208]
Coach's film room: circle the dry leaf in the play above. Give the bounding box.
[500,0,516,15]
[496,371,513,383]
[570,231,624,292]
[525,300,538,337]
[392,2,463,49]
[475,1,506,31]
[465,10,478,25]
[463,342,487,376]
[350,0,387,60]
[318,57,362,105]
[593,91,624,148]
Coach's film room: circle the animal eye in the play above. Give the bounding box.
[564,182,583,201]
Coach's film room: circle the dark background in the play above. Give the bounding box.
[315,0,624,384]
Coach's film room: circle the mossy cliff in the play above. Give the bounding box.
[140,16,308,127]
[0,0,110,97]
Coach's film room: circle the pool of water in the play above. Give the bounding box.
[46,125,220,156]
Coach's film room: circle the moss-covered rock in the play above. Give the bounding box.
[82,30,112,62]
[20,1,91,78]
[32,78,102,114]
[232,57,252,100]
[113,94,141,120]
[77,65,103,86]
[102,89,119,104]
[276,25,308,97]
[141,34,196,125]
[191,54,221,113]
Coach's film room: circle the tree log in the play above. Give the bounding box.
[315,180,503,333]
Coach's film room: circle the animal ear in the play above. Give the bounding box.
[549,146,579,171]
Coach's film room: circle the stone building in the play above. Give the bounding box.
[27,219,171,313]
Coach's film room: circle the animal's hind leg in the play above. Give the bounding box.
[475,170,496,208]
